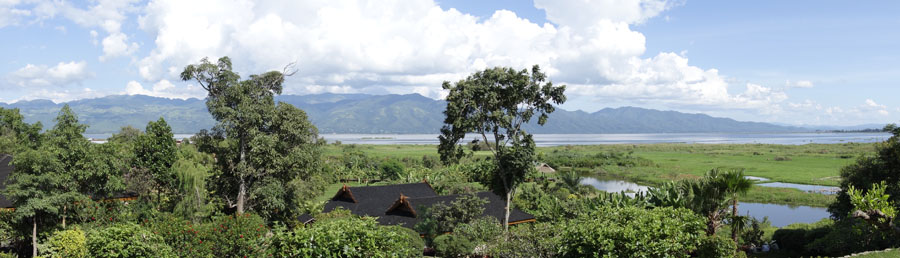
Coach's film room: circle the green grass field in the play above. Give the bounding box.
[321,142,877,207]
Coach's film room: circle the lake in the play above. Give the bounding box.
[318,132,889,146]
[580,177,831,227]
[82,132,890,146]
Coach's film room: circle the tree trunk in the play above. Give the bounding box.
[62,205,67,228]
[503,190,511,232]
[732,198,739,243]
[32,217,37,257]
[236,180,246,215]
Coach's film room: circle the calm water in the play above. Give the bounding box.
[580,177,831,227]
[757,182,840,195]
[82,132,889,146]
[738,202,830,227]
[318,132,888,146]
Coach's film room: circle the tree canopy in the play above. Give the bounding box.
[183,56,323,219]
[438,65,565,229]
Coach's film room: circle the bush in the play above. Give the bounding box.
[86,223,174,258]
[772,219,897,257]
[43,228,88,258]
[143,213,210,258]
[773,156,792,161]
[434,234,474,258]
[488,222,561,258]
[387,226,425,255]
[202,213,270,258]
[697,235,735,258]
[379,159,405,181]
[455,217,502,246]
[270,216,419,257]
[558,206,705,258]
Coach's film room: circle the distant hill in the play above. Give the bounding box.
[0,93,806,134]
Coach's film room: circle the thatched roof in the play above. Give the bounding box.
[323,183,535,231]
[536,163,556,173]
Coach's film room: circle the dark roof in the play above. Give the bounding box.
[297,214,316,224]
[377,191,535,230]
[323,183,535,232]
[0,154,13,208]
[324,182,438,217]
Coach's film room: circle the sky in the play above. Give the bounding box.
[0,0,898,126]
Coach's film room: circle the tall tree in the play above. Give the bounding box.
[3,105,106,256]
[183,56,322,217]
[438,65,566,230]
[134,118,177,207]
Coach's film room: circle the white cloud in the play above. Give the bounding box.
[0,0,30,28]
[26,0,142,60]
[7,61,92,88]
[100,32,139,60]
[123,79,206,99]
[786,80,813,88]
[130,0,788,114]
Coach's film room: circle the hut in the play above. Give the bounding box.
[535,163,556,173]
[323,182,535,231]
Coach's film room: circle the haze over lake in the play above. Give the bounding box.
[314,132,890,146]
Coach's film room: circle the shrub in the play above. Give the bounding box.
[202,213,270,258]
[488,222,561,258]
[86,223,174,258]
[143,213,211,258]
[558,206,705,258]
[455,217,502,246]
[773,156,792,161]
[43,228,88,258]
[697,235,735,258]
[434,234,474,258]
[379,159,405,181]
[270,216,419,257]
[387,226,425,254]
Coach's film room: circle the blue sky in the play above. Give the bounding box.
[0,0,897,126]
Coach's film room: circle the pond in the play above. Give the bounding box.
[580,177,831,227]
[578,177,649,197]
[743,176,840,195]
[737,202,830,227]
[757,182,840,195]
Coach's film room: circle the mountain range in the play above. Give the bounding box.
[0,93,808,134]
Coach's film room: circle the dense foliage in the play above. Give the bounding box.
[270,214,420,257]
[557,206,706,257]
[830,125,900,219]
[438,65,566,229]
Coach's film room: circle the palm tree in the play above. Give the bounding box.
[721,169,754,243]
[558,169,582,194]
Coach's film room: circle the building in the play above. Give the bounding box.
[323,182,535,231]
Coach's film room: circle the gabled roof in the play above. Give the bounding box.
[377,191,535,230]
[322,182,536,232]
[0,154,12,208]
[323,182,438,217]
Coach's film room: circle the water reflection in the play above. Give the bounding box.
[579,177,831,227]
[578,177,649,197]
[738,202,830,227]
[757,182,840,195]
